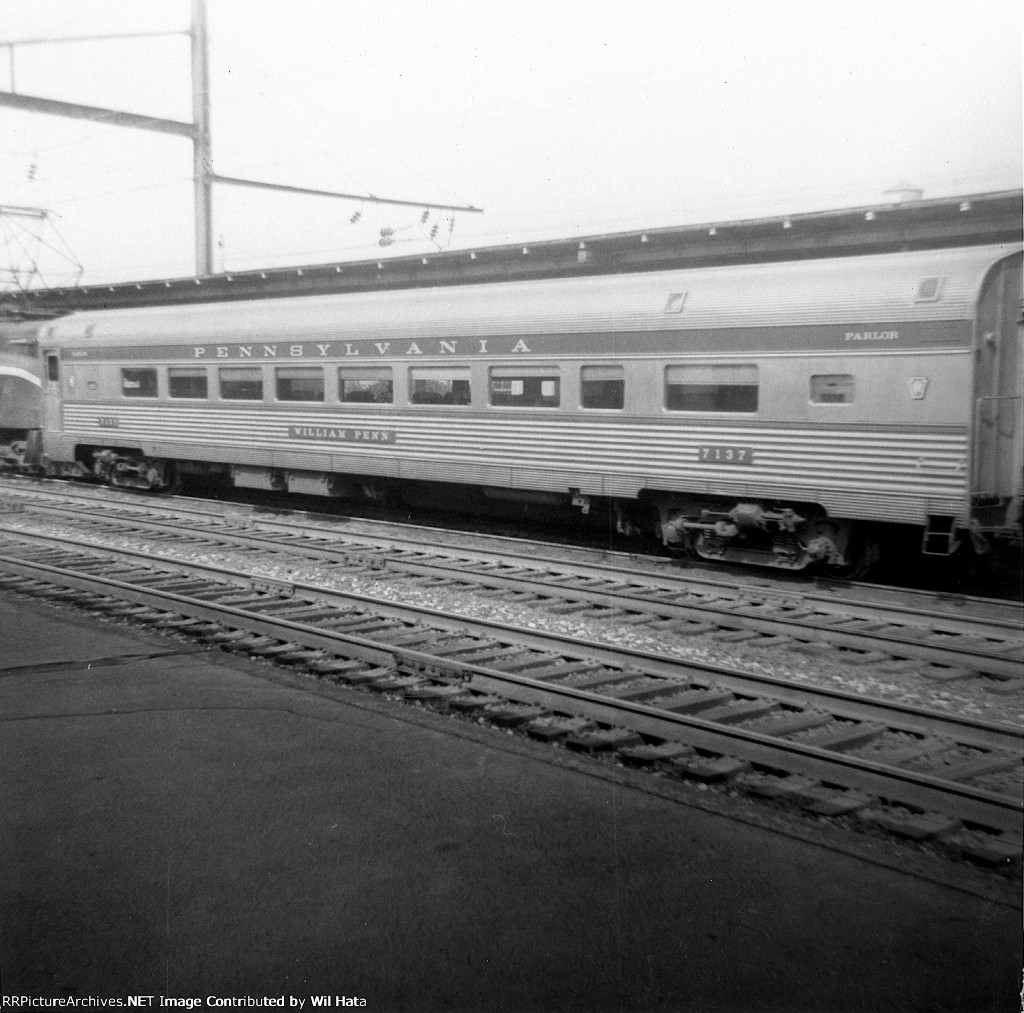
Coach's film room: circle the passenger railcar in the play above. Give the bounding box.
[30,243,1023,575]
[0,320,43,467]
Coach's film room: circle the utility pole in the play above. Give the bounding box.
[0,6,482,278]
[192,0,214,276]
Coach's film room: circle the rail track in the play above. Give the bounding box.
[1,480,1022,682]
[0,482,1020,864]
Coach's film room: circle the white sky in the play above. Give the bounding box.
[1,0,1021,285]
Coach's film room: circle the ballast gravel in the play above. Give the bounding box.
[1,511,1020,730]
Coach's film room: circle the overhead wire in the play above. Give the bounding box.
[212,58,374,196]
[217,47,474,207]
[4,3,1020,282]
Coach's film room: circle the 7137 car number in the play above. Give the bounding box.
[698,445,753,465]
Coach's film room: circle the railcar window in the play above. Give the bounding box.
[276,366,324,402]
[810,374,855,404]
[665,364,758,412]
[914,276,944,302]
[409,367,471,406]
[121,368,158,398]
[46,354,59,382]
[580,365,624,409]
[488,367,559,407]
[338,366,393,403]
[219,367,263,401]
[169,367,209,399]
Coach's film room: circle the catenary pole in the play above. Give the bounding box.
[0,8,482,278]
[192,0,214,276]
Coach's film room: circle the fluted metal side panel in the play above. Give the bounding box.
[60,404,968,523]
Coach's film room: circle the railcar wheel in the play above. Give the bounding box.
[820,535,880,580]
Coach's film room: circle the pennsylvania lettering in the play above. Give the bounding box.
[192,339,526,359]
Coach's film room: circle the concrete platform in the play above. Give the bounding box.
[1,593,1020,1011]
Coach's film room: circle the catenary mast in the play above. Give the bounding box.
[0,1,481,278]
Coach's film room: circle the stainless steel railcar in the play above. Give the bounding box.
[32,243,1023,574]
[0,321,43,467]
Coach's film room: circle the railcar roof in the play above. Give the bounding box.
[42,243,1020,347]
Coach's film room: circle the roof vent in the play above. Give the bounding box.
[884,180,924,204]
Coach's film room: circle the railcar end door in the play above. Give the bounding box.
[41,350,63,436]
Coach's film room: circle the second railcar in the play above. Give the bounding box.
[0,320,44,467]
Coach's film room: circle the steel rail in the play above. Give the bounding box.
[1,524,1021,753]
[2,525,1020,750]
[0,545,1019,835]
[3,477,1020,631]
[6,496,1024,679]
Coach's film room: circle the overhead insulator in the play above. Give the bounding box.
[350,210,362,224]
[430,224,439,239]
[420,209,429,223]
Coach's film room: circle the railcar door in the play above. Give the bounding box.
[970,251,1023,534]
[41,349,63,437]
